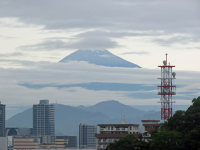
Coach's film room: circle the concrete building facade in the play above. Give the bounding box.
[13,136,40,149]
[0,102,5,137]
[56,136,77,148]
[56,136,68,149]
[33,100,55,144]
[95,124,140,150]
[79,123,97,149]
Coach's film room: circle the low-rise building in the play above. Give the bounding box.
[13,136,57,149]
[13,136,40,149]
[12,136,77,149]
[96,124,140,150]
[141,120,160,141]
[56,136,77,148]
[56,136,68,149]
[40,143,56,149]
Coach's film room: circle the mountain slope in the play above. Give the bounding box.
[85,100,144,120]
[6,101,160,136]
[6,108,32,128]
[59,50,141,68]
[6,104,110,136]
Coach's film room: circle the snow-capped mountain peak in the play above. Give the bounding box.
[59,49,141,68]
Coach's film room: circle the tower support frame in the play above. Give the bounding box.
[158,54,176,120]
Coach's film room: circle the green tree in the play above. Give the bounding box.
[150,131,183,150]
[162,110,185,131]
[161,96,200,150]
[106,135,149,150]
[182,97,200,150]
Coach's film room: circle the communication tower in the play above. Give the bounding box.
[158,54,176,120]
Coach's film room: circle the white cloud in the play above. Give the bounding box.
[0,0,199,70]
[0,0,199,110]
[0,62,198,107]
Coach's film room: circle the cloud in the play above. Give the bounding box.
[19,30,119,51]
[0,60,198,106]
[153,34,200,46]
[19,40,69,51]
[120,51,150,55]
[68,36,118,50]
[0,0,200,106]
[0,0,199,36]
[18,82,155,91]
[1,0,199,62]
[0,34,16,39]
[19,38,117,51]
[0,52,24,57]
[17,29,168,52]
[0,59,49,69]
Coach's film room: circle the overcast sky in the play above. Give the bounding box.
[0,0,200,109]
[0,0,199,70]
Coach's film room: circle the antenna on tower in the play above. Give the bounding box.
[158,54,176,120]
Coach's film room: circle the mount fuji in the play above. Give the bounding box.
[59,50,141,68]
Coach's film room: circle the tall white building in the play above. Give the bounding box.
[79,123,97,149]
[33,100,55,144]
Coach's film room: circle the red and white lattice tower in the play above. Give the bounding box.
[158,54,176,120]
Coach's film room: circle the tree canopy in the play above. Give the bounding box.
[106,135,149,150]
[161,96,200,150]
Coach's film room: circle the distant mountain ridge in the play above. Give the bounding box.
[84,100,144,119]
[59,50,141,68]
[6,100,159,137]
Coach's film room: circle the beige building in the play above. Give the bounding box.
[13,136,72,149]
[55,136,68,149]
[13,137,40,149]
[96,124,140,150]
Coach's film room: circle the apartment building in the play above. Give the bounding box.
[96,124,139,150]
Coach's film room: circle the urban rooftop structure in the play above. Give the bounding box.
[95,124,140,150]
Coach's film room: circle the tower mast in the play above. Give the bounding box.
[158,54,176,120]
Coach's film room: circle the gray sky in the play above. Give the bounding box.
[0,0,199,107]
[0,62,199,106]
[0,0,199,70]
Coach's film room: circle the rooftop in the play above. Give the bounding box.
[141,120,160,122]
[98,124,139,127]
